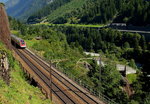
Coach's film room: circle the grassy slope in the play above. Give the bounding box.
[36,23,106,28]
[46,0,87,22]
[126,74,137,84]
[0,42,51,104]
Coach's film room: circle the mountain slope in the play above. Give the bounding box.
[114,0,150,26]
[27,0,119,24]
[27,0,73,23]
[6,0,53,21]
[28,0,150,26]
[47,0,87,23]
[0,0,9,3]
[27,0,87,24]
[5,0,19,9]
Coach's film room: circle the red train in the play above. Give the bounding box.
[11,34,26,48]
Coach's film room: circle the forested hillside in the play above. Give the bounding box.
[47,25,150,103]
[27,0,72,23]
[27,0,120,24]
[6,0,53,21]
[115,0,150,26]
[28,0,150,26]
[27,0,87,24]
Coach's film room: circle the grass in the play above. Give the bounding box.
[35,23,106,28]
[25,39,40,48]
[64,23,105,27]
[0,61,51,104]
[46,0,87,22]
[127,74,137,84]
[11,30,20,35]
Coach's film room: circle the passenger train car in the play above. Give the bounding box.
[11,34,26,48]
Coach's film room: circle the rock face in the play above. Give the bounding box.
[0,3,11,49]
[0,53,10,85]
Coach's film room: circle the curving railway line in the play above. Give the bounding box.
[12,46,105,104]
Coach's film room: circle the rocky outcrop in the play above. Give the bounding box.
[0,3,11,49]
[0,52,10,85]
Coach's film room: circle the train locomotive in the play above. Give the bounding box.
[11,34,26,48]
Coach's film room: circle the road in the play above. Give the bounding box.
[36,23,150,35]
[116,29,150,34]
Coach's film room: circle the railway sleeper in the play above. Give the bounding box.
[41,88,47,97]
[46,92,51,99]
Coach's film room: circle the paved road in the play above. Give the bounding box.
[106,23,150,34]
[117,29,150,34]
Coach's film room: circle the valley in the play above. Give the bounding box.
[0,0,150,104]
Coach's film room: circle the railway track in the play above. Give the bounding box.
[13,46,105,104]
[14,47,76,104]
[23,49,102,103]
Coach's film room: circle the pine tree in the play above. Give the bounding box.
[140,35,147,50]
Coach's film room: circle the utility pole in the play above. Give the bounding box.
[49,60,52,101]
[99,56,102,91]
